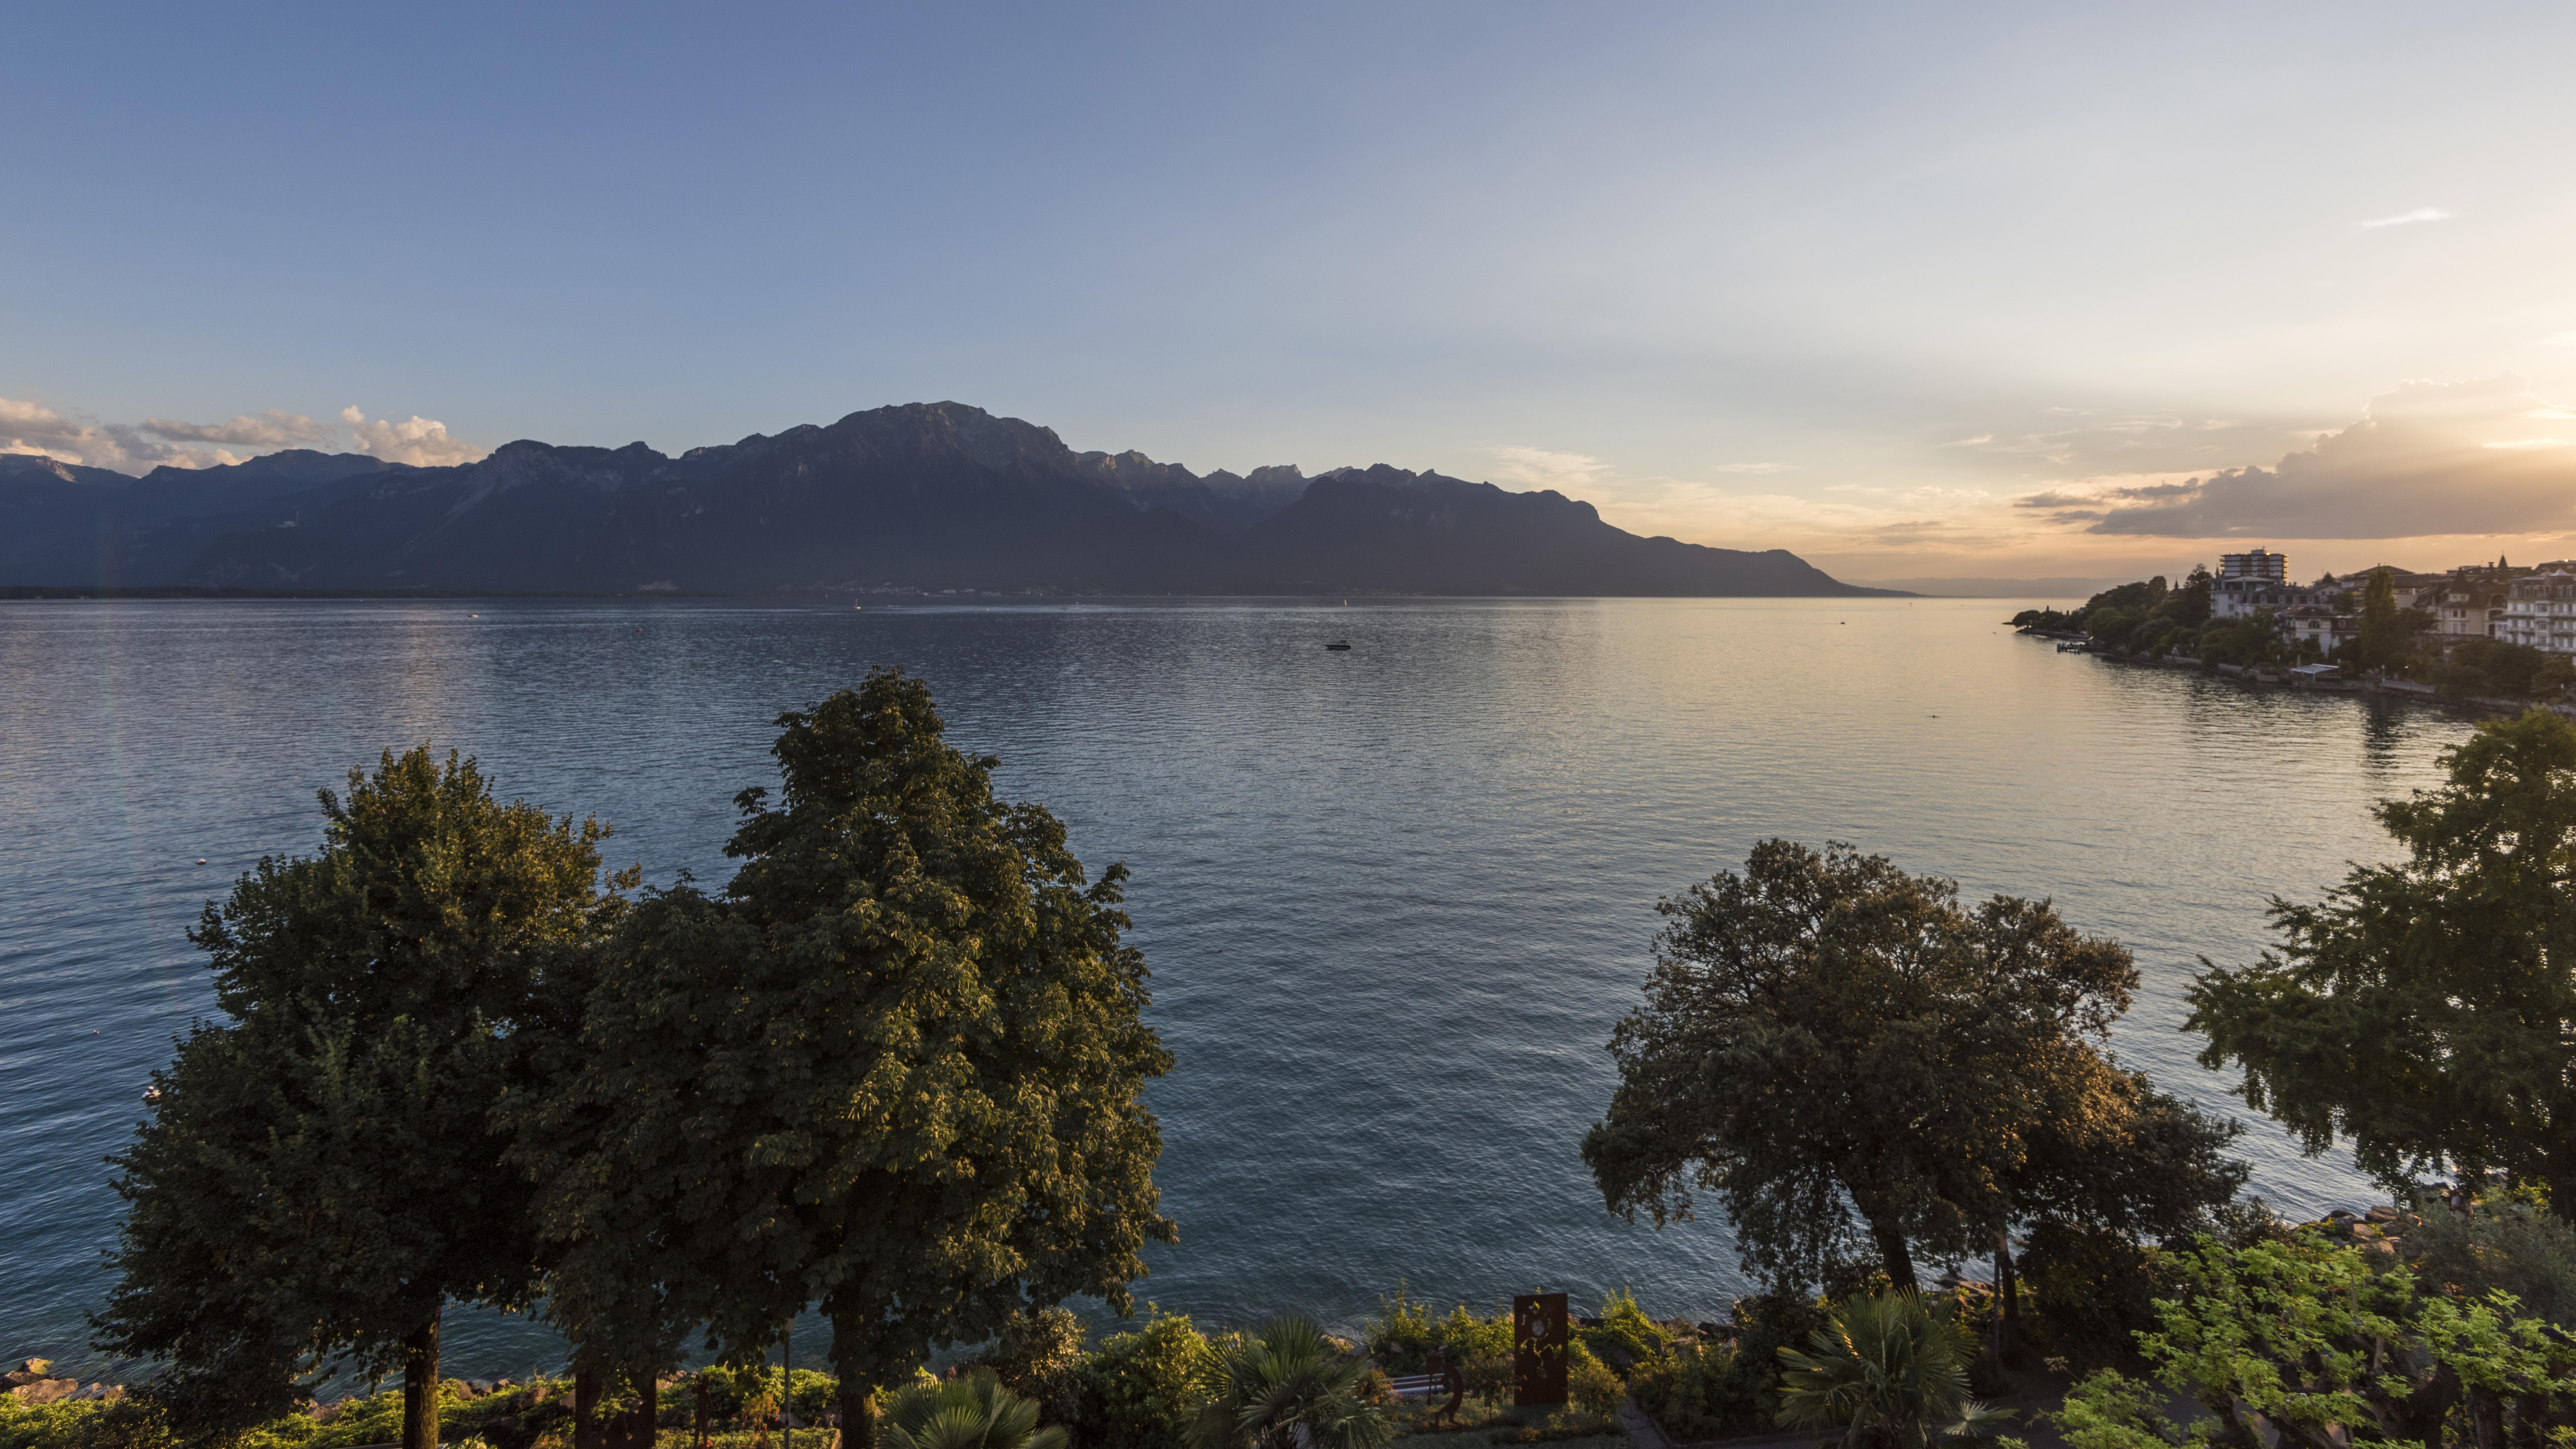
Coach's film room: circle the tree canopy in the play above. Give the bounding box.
[2190,708,2576,1213]
[522,670,1174,1442]
[96,749,626,1449]
[1583,840,2234,1293]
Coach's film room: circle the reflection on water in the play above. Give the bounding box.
[0,597,2470,1377]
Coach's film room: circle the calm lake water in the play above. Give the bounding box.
[0,596,2472,1380]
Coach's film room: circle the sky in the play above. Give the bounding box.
[8,1,2576,587]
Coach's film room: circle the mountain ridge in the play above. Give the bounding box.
[2,403,1902,597]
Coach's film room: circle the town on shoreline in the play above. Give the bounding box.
[2012,547,2576,710]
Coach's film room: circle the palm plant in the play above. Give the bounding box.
[1195,1314,1392,1449]
[1776,1290,2010,1449]
[880,1368,1069,1449]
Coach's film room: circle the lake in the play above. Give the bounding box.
[0,596,2469,1381]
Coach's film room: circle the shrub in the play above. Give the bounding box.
[1563,1342,1624,1420]
[1063,1309,1220,1449]
[1359,1292,1512,1405]
[2400,1197,2576,1325]
[1776,1291,2003,1448]
[977,1308,1088,1424]
[1626,1341,1766,1441]
[1575,1289,1666,1375]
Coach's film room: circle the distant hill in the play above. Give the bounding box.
[0,450,409,585]
[2,404,1899,597]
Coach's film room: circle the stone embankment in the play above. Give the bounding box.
[4,1359,124,1405]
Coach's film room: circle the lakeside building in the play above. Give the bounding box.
[2432,580,2508,639]
[2284,605,2358,654]
[2213,578,2310,620]
[2499,570,2576,657]
[2212,549,2308,620]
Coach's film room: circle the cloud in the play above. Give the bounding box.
[4,392,486,473]
[2540,331,2576,348]
[2359,207,2454,229]
[2017,374,2576,538]
[1489,444,1609,491]
[341,406,486,467]
[0,394,247,471]
[1938,434,1993,447]
[143,410,327,447]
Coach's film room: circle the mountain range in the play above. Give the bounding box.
[0,402,1895,596]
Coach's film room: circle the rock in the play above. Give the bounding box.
[3,1360,51,1387]
[9,1377,82,1405]
[69,1383,124,1403]
[2367,1204,2403,1223]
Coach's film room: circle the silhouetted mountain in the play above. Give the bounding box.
[1242,465,1855,595]
[0,450,407,585]
[2,404,1899,596]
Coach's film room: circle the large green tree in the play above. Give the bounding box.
[95,748,626,1449]
[523,670,1174,1444]
[1583,840,2203,1292]
[2191,708,2576,1213]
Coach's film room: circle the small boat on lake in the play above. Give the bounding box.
[1324,640,1352,651]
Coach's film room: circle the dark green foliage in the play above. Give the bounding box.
[2398,1198,2576,1325]
[1628,1340,1771,1441]
[2352,567,2435,671]
[1063,1310,1222,1449]
[1194,1315,1390,1449]
[1775,1290,2003,1448]
[95,749,627,1448]
[2016,1222,2169,1368]
[2196,609,2290,670]
[2190,709,2576,1214]
[974,1308,1090,1427]
[1575,1289,1667,1373]
[523,670,1175,1429]
[2048,1233,2576,1449]
[1584,841,2147,1292]
[881,1369,1068,1449]
[2432,637,2555,700]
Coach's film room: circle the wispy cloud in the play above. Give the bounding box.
[2539,330,2576,348]
[2359,207,2453,230]
[144,410,328,448]
[1710,461,1801,475]
[2015,374,2576,538]
[1489,444,1609,491]
[1937,434,1993,448]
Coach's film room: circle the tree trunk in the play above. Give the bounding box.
[402,1309,440,1449]
[1868,1217,1920,1291]
[830,1312,876,1449]
[696,1375,711,1449]
[626,1376,658,1449]
[574,1370,602,1449]
[1995,1230,2020,1356]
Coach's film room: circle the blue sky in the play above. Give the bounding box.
[9,1,2576,583]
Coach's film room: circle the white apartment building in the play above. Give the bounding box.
[2219,548,2289,582]
[2499,571,2576,657]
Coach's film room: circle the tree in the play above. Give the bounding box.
[2354,567,2434,672]
[1195,1315,1392,1449]
[1582,841,2158,1292]
[2190,709,2576,1214]
[1775,1291,2004,1448]
[96,749,626,1449]
[525,670,1174,1444]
